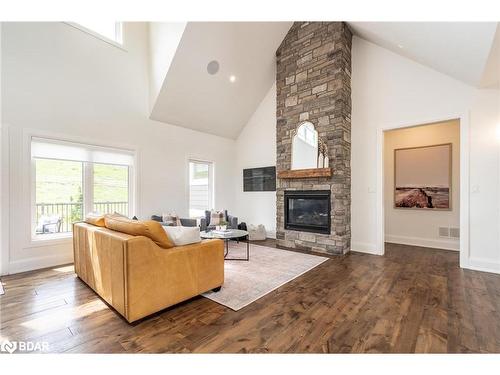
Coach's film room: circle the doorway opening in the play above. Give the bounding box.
[382,119,461,254]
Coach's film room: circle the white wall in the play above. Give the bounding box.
[352,36,500,273]
[0,22,7,276]
[1,22,236,274]
[468,89,500,270]
[384,120,460,250]
[0,122,8,276]
[234,83,277,238]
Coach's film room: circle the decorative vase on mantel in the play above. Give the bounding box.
[318,153,324,168]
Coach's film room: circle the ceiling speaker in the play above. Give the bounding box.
[207,60,220,75]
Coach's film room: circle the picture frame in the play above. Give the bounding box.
[394,143,452,210]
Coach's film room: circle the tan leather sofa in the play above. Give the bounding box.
[73,218,224,323]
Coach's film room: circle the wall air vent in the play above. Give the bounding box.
[438,226,460,238]
[450,227,460,239]
[439,227,450,237]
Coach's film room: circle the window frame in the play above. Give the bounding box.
[188,159,215,219]
[64,22,125,50]
[31,158,85,240]
[29,135,136,243]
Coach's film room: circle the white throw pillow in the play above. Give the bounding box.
[163,226,201,246]
[162,212,181,226]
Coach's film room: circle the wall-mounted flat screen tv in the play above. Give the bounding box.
[243,166,276,192]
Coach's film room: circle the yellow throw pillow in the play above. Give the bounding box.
[104,215,174,249]
[84,213,105,227]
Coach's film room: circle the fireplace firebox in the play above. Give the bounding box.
[284,190,331,235]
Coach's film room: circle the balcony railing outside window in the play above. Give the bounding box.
[35,201,128,234]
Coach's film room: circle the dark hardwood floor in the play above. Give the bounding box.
[1,241,500,353]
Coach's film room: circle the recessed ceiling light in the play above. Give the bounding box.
[207,60,220,75]
[397,44,404,49]
[229,75,236,83]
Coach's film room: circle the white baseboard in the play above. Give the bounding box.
[385,234,459,251]
[464,257,500,275]
[351,241,382,255]
[8,252,74,275]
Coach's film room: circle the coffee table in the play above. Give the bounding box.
[200,229,250,261]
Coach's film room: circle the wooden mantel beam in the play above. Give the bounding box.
[277,168,332,179]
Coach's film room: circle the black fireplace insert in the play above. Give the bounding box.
[284,190,331,235]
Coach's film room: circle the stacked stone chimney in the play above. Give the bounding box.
[275,22,352,255]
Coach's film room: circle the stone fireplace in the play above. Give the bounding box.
[276,22,352,255]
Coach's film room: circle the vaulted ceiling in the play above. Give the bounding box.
[149,22,293,139]
[480,24,500,89]
[149,22,499,139]
[348,22,499,88]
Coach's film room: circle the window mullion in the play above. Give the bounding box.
[128,166,133,217]
[83,162,93,216]
[209,163,214,210]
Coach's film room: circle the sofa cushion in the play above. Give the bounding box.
[163,226,201,246]
[209,210,225,225]
[205,209,228,226]
[104,215,174,249]
[84,213,105,227]
[151,215,163,222]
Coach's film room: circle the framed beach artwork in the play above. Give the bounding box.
[394,143,452,210]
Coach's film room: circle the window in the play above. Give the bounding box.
[35,159,83,234]
[93,164,129,216]
[189,160,214,218]
[73,22,123,45]
[32,137,134,238]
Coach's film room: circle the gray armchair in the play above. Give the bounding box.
[202,210,238,232]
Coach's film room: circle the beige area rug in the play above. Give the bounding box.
[202,242,328,311]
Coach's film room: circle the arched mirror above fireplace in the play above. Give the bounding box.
[280,121,331,179]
